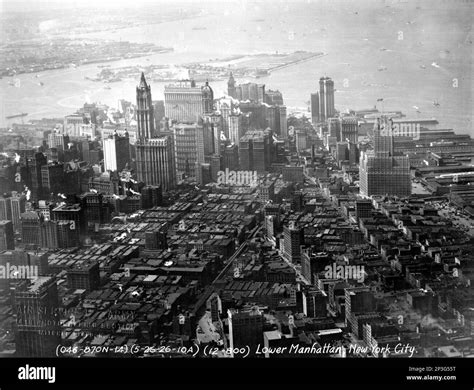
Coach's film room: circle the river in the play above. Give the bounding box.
[0,0,472,136]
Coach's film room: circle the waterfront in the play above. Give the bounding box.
[0,0,472,136]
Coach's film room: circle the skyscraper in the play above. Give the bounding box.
[136,136,176,191]
[173,123,205,178]
[136,72,155,139]
[283,224,303,264]
[319,77,335,122]
[103,130,130,172]
[359,117,411,197]
[310,92,320,123]
[136,74,177,191]
[345,287,376,327]
[227,72,236,98]
[0,196,12,222]
[228,112,243,145]
[328,117,341,141]
[164,80,214,123]
[341,116,358,144]
[14,276,60,357]
[228,307,264,356]
[279,105,288,138]
[239,130,274,173]
[0,220,14,250]
[10,193,26,232]
[21,211,43,246]
[51,203,85,236]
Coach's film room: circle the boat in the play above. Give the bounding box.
[6,113,28,119]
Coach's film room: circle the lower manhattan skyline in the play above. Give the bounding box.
[0,0,473,387]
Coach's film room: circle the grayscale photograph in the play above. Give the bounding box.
[0,0,472,386]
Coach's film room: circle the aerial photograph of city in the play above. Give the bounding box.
[0,0,473,386]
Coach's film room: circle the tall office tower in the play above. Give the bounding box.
[328,117,341,141]
[47,132,69,151]
[239,130,273,173]
[341,116,358,144]
[202,112,223,155]
[64,114,84,137]
[103,130,130,172]
[310,92,320,123]
[0,220,14,250]
[136,72,155,139]
[21,211,43,246]
[228,112,243,144]
[14,276,60,357]
[0,196,12,222]
[301,250,331,284]
[41,163,64,195]
[26,152,47,198]
[336,142,348,165]
[153,100,165,132]
[345,287,376,327]
[79,192,110,225]
[264,215,275,239]
[40,220,59,249]
[319,77,335,122]
[283,224,303,264]
[238,102,265,129]
[264,204,281,227]
[208,154,221,182]
[265,105,279,133]
[259,181,275,202]
[140,185,163,209]
[10,193,26,232]
[164,79,213,123]
[57,220,80,248]
[208,293,222,323]
[295,130,307,153]
[136,136,176,191]
[348,142,358,165]
[303,289,328,318]
[51,203,85,236]
[228,307,264,356]
[202,119,217,156]
[196,162,212,185]
[135,73,176,191]
[173,123,205,179]
[234,82,265,103]
[359,117,411,197]
[223,143,239,171]
[264,89,284,106]
[202,81,214,114]
[227,72,236,98]
[219,101,231,137]
[279,105,288,138]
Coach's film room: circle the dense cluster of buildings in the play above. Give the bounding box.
[0,70,472,360]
